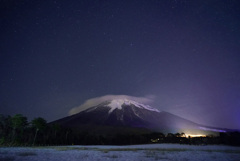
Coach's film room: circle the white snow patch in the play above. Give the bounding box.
[85,106,98,113]
[1,144,240,161]
[106,99,160,114]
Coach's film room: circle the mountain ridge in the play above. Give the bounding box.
[51,99,229,136]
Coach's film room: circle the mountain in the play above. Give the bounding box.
[51,99,228,136]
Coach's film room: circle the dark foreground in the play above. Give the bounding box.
[1,144,240,161]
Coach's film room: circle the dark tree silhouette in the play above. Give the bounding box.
[0,115,12,144]
[31,117,47,145]
[10,114,28,144]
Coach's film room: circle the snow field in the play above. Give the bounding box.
[0,144,240,161]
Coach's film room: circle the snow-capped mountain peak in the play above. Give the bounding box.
[52,99,229,137]
[105,99,160,113]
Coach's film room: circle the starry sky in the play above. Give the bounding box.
[1,0,240,129]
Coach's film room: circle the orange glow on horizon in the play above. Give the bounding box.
[185,134,206,138]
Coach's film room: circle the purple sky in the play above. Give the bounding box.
[0,0,240,129]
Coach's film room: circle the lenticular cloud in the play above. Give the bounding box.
[68,94,155,115]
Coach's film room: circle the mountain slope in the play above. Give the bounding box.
[51,99,226,135]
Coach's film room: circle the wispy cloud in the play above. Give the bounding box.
[68,94,155,115]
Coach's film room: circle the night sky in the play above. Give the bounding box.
[1,0,240,129]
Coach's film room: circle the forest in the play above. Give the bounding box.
[0,114,240,146]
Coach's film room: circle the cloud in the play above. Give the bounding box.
[68,94,155,115]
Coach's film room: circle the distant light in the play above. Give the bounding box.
[151,138,160,143]
[185,134,206,138]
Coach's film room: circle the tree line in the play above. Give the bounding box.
[0,114,240,146]
[0,114,66,146]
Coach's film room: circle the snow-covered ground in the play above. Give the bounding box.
[0,144,240,161]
